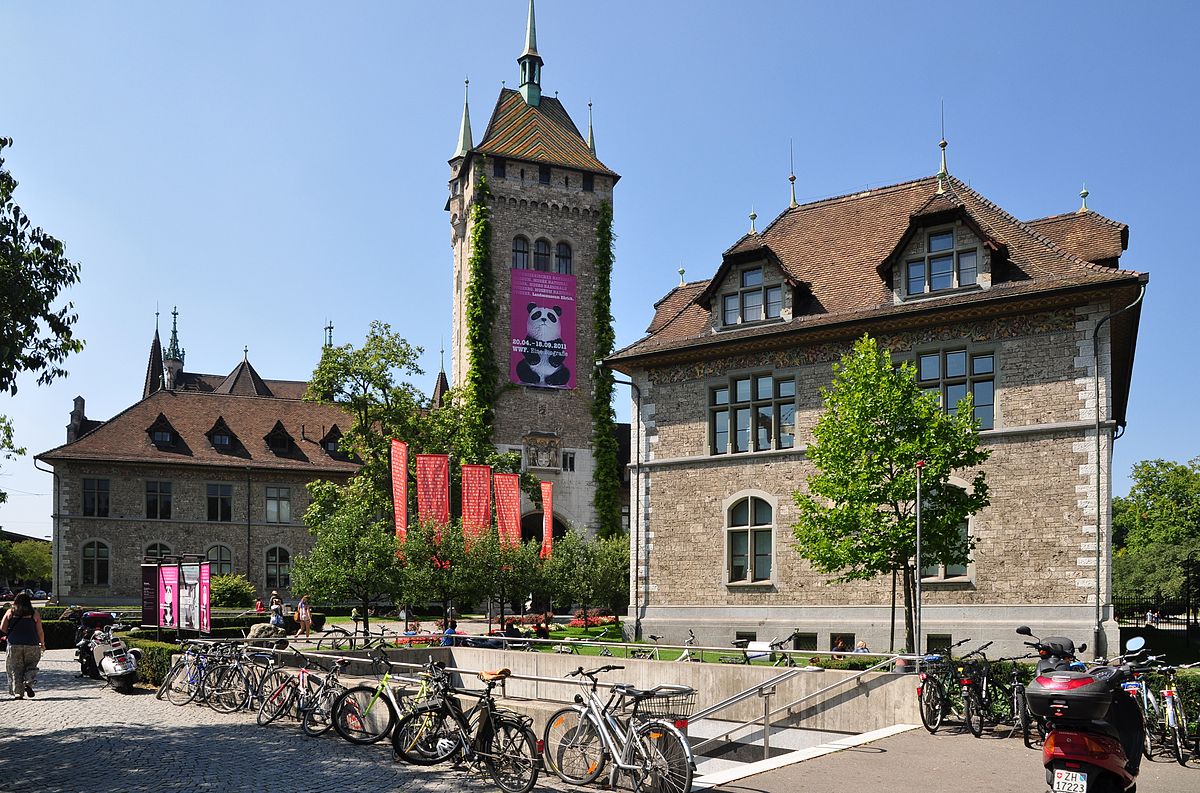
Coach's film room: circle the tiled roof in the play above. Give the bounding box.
[617,175,1144,362]
[38,390,358,474]
[215,358,273,397]
[473,89,617,177]
[1026,210,1128,265]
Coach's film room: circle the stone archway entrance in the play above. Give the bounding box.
[519,512,569,544]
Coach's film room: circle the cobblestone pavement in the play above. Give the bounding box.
[0,650,566,793]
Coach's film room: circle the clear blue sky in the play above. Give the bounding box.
[2,1,1197,540]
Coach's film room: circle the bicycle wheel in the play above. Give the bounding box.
[165,662,199,706]
[317,626,350,650]
[963,689,984,738]
[303,685,344,737]
[634,720,693,793]
[257,677,296,726]
[392,709,460,765]
[919,678,945,734]
[1142,692,1160,759]
[333,684,398,744]
[206,665,249,714]
[544,706,606,784]
[1014,685,1032,747]
[482,716,540,793]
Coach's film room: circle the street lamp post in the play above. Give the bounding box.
[915,459,925,671]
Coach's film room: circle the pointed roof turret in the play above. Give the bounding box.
[453,79,473,158]
[143,324,166,399]
[164,306,185,364]
[587,101,596,156]
[517,0,544,106]
[215,356,274,397]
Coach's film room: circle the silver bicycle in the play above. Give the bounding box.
[543,664,696,793]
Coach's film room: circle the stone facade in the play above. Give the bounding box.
[50,460,341,604]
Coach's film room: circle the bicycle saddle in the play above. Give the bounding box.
[479,668,512,682]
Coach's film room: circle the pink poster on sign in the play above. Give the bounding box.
[158,565,178,629]
[510,269,576,389]
[199,563,211,634]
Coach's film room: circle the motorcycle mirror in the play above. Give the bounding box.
[1077,643,1087,653]
[1124,636,1146,653]
[1015,626,1033,636]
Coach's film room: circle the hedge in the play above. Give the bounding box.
[124,637,178,688]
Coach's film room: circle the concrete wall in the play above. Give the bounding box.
[447,647,918,735]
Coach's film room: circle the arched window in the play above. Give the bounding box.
[207,544,233,576]
[533,239,552,271]
[265,546,291,590]
[725,494,774,583]
[82,540,111,586]
[512,236,530,269]
[145,542,172,561]
[555,242,573,275]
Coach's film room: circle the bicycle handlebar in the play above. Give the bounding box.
[961,640,993,658]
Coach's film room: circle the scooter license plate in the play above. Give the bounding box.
[1052,769,1086,793]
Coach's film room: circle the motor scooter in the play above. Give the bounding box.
[72,609,142,693]
[1023,628,1146,793]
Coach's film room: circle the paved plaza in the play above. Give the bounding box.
[2,650,1198,793]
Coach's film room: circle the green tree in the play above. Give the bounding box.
[470,530,543,624]
[792,335,990,652]
[209,573,256,608]
[1,137,84,502]
[590,201,623,538]
[0,538,51,584]
[1113,457,1200,550]
[398,520,486,619]
[590,533,630,616]
[291,478,404,634]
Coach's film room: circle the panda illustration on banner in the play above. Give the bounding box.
[516,302,571,387]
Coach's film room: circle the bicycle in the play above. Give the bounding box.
[1153,660,1199,765]
[916,637,973,734]
[159,640,228,706]
[391,661,540,793]
[1118,653,1164,759]
[316,621,397,651]
[675,630,701,663]
[332,648,429,744]
[629,634,664,660]
[204,644,282,714]
[257,650,348,736]
[543,664,696,793]
[769,631,809,667]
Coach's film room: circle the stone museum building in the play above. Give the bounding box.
[37,315,357,603]
[609,163,1147,656]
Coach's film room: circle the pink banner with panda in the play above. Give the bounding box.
[510,269,576,389]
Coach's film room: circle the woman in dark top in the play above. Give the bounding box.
[1,592,45,699]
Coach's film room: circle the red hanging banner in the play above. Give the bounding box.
[416,453,450,525]
[540,481,554,559]
[494,473,522,547]
[462,464,492,545]
[391,440,408,541]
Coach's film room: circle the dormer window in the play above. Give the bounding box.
[905,230,978,297]
[264,421,294,456]
[721,268,783,327]
[206,417,239,454]
[146,412,179,449]
[320,425,344,458]
[213,433,231,448]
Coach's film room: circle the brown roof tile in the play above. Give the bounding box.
[38,390,358,474]
[614,175,1144,362]
[1025,210,1128,264]
[473,89,617,177]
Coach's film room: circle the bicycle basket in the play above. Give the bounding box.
[633,688,697,720]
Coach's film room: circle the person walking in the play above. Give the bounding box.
[1,592,46,699]
[295,595,312,638]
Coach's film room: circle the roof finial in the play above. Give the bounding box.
[678,265,686,285]
[453,78,473,158]
[749,206,758,234]
[788,138,798,208]
[439,338,446,373]
[155,306,160,332]
[1078,182,1089,214]
[936,100,949,194]
[323,321,334,348]
[524,0,538,55]
[587,101,596,156]
[243,345,249,361]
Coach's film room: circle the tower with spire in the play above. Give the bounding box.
[446,0,621,537]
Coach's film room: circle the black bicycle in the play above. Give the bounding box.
[391,661,539,793]
[917,637,972,733]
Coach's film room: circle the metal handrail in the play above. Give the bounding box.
[690,667,808,722]
[690,655,900,753]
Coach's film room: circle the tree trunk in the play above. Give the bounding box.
[901,563,915,654]
[360,598,371,634]
[889,563,897,653]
